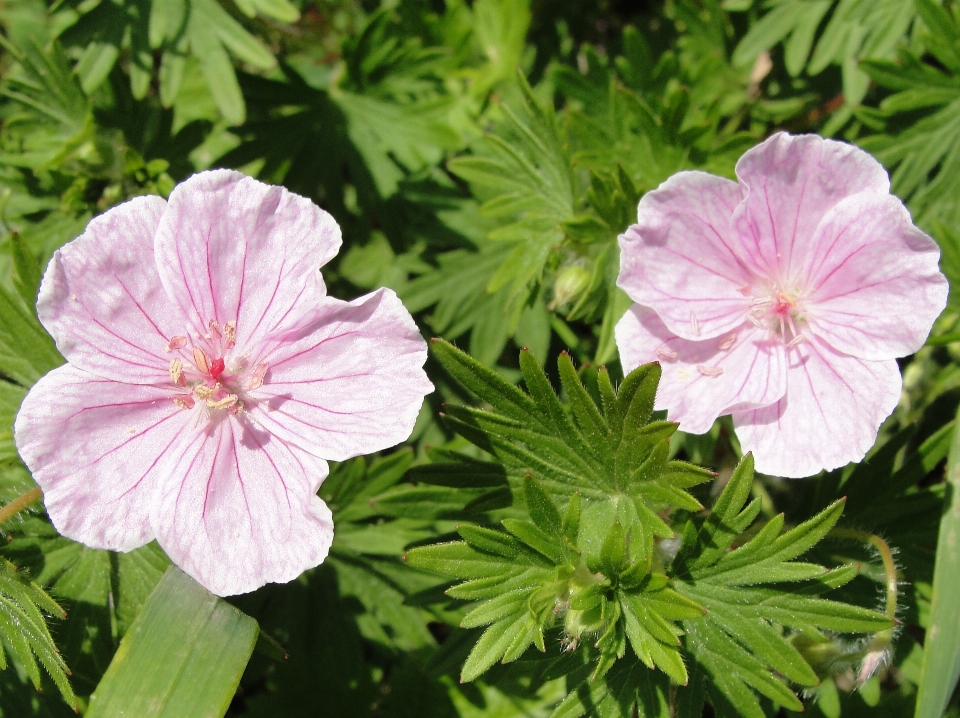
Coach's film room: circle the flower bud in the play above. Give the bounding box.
[551,265,592,310]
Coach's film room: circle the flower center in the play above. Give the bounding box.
[745,286,806,346]
[164,319,268,414]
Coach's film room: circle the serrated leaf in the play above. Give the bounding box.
[460,589,528,628]
[0,556,75,708]
[523,474,562,536]
[461,611,534,682]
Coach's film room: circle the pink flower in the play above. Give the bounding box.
[14,170,433,595]
[615,133,947,478]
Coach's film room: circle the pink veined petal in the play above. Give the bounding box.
[150,414,334,596]
[803,193,948,359]
[249,288,433,462]
[618,171,753,341]
[154,170,342,351]
[615,305,786,434]
[13,365,192,551]
[732,132,891,283]
[732,337,901,478]
[36,195,186,384]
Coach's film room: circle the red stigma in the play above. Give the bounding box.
[210,358,225,381]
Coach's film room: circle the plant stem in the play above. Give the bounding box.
[830,528,898,623]
[0,487,42,525]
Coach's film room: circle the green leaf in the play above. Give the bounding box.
[85,566,258,718]
[0,556,75,708]
[915,406,960,718]
[674,455,890,717]
[0,283,63,387]
[522,474,562,537]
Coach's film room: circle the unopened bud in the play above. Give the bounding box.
[551,265,592,310]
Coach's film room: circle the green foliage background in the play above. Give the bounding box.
[0,0,958,716]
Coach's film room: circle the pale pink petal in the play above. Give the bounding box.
[616,305,786,434]
[802,194,948,359]
[37,196,185,384]
[150,415,333,596]
[732,337,901,478]
[154,170,342,351]
[617,172,753,341]
[249,288,433,462]
[14,365,191,551]
[733,133,890,282]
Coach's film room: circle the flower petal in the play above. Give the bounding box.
[14,365,190,551]
[732,337,901,478]
[616,305,786,434]
[803,193,948,359]
[150,415,334,596]
[37,195,184,384]
[618,171,753,340]
[154,170,342,351]
[249,288,433,461]
[733,132,890,282]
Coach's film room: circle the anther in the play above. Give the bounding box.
[787,334,806,348]
[746,313,762,328]
[738,286,752,296]
[718,334,737,351]
[207,394,239,410]
[249,363,268,390]
[697,365,723,378]
[173,395,195,410]
[690,311,700,337]
[193,347,211,375]
[656,347,679,361]
[166,336,187,352]
[169,358,186,387]
[209,319,222,341]
[224,321,237,349]
[193,383,220,400]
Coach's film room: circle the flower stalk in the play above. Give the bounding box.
[0,487,42,525]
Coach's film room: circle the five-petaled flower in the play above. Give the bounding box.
[14,170,433,596]
[615,132,948,478]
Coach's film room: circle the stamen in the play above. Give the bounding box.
[656,347,679,361]
[738,286,752,296]
[207,394,239,410]
[249,363,268,390]
[229,400,244,415]
[224,321,237,349]
[788,334,806,348]
[747,313,762,328]
[208,319,222,341]
[173,395,195,410]
[690,311,700,337]
[193,347,211,375]
[193,383,220,400]
[169,359,186,387]
[697,365,723,378]
[718,334,737,351]
[166,336,187,352]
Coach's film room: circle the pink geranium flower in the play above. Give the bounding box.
[615,132,948,478]
[14,170,433,596]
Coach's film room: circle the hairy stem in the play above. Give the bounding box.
[830,527,899,684]
[0,487,42,525]
[830,528,898,623]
